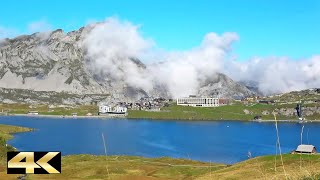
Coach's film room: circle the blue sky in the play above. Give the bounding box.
[0,0,319,60]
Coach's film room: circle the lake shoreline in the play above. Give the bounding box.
[3,113,320,123]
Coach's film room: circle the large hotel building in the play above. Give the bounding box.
[176,96,219,107]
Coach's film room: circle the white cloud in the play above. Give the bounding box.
[224,56,320,95]
[150,32,238,97]
[82,17,155,92]
[83,17,238,97]
[83,17,320,97]
[3,17,319,96]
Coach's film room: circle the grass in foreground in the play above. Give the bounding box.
[198,154,320,180]
[23,154,320,180]
[28,155,224,180]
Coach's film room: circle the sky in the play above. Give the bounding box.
[0,0,319,61]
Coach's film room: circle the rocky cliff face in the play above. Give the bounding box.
[0,26,256,103]
[0,28,99,93]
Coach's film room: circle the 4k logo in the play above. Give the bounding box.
[7,152,61,174]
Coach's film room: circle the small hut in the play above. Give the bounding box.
[294,144,317,154]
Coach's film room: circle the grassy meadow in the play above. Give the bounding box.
[6,153,320,180]
[128,103,320,121]
[28,155,224,180]
[198,154,320,180]
[1,102,320,120]
[0,104,99,116]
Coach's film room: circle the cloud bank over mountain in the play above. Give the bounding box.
[83,17,320,96]
[226,56,320,95]
[82,18,154,92]
[82,17,239,97]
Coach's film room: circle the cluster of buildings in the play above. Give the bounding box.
[98,93,290,117]
[128,97,170,110]
[176,95,229,107]
[98,95,231,116]
[98,97,170,116]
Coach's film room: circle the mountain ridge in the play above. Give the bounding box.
[0,25,256,103]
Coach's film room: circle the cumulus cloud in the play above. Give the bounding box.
[83,17,320,97]
[83,17,237,97]
[225,56,320,95]
[150,32,238,97]
[82,17,155,92]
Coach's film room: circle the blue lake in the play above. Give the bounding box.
[0,116,319,164]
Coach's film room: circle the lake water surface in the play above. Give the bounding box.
[0,116,319,164]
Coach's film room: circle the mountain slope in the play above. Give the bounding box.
[0,28,102,93]
[199,73,255,98]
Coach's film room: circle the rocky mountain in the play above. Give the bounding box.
[198,73,256,98]
[0,28,98,93]
[238,80,263,96]
[0,25,256,104]
[0,87,111,105]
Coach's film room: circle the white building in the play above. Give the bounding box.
[176,97,219,107]
[99,105,127,114]
[99,105,112,113]
[113,106,127,113]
